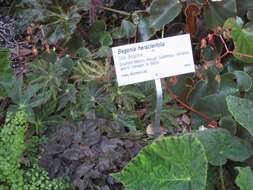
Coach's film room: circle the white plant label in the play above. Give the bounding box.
[112,34,195,86]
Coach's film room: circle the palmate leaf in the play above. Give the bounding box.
[2,78,50,113]
[72,58,109,83]
[57,84,77,111]
[235,167,253,190]
[29,101,63,132]
[194,128,253,166]
[224,17,253,63]
[16,1,81,43]
[27,59,66,100]
[78,82,107,114]
[111,85,145,111]
[112,134,208,190]
[42,7,81,44]
[226,95,253,136]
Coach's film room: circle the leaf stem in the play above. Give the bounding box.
[97,5,130,16]
[165,86,212,122]
[219,35,253,60]
[219,165,226,190]
[232,51,253,59]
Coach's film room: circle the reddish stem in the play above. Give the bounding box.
[232,51,253,59]
[219,35,253,60]
[165,86,212,122]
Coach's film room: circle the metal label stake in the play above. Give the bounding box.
[154,79,163,137]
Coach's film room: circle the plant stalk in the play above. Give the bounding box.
[219,165,226,190]
[97,5,130,16]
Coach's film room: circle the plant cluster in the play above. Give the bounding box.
[0,109,69,190]
[0,109,27,189]
[1,0,253,189]
[24,164,69,190]
[38,119,145,189]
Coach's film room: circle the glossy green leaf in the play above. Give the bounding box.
[237,0,253,16]
[66,33,85,53]
[150,0,182,30]
[219,73,239,95]
[194,128,253,166]
[78,47,92,59]
[227,96,253,136]
[89,20,112,46]
[219,116,237,134]
[59,56,75,77]
[247,9,253,20]
[189,70,220,106]
[74,0,90,10]
[206,166,219,190]
[121,19,136,39]
[224,17,253,63]
[111,27,125,39]
[235,167,253,190]
[112,134,208,190]
[233,71,252,92]
[193,94,229,120]
[138,15,156,41]
[203,0,237,28]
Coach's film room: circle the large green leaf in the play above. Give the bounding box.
[219,116,237,134]
[248,9,253,21]
[89,20,112,46]
[206,166,219,190]
[193,94,229,120]
[224,17,253,63]
[138,15,156,41]
[26,2,82,44]
[190,93,230,129]
[45,8,81,44]
[219,73,239,95]
[233,71,252,92]
[203,0,237,28]
[235,167,253,190]
[189,70,220,106]
[237,0,253,17]
[194,128,253,166]
[226,96,253,136]
[121,19,136,39]
[150,0,182,30]
[112,135,208,190]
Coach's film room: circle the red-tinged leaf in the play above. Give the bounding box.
[184,3,201,37]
